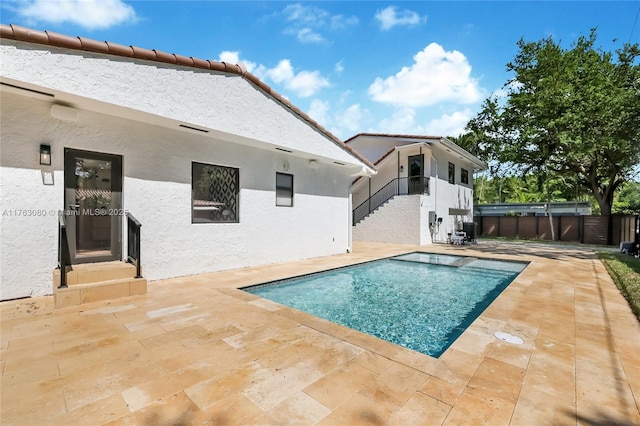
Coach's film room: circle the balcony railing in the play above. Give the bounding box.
[353,176,430,225]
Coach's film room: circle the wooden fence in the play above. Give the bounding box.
[474,215,639,246]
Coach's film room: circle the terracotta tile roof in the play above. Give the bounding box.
[0,24,375,172]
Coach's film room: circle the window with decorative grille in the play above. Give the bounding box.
[192,162,239,223]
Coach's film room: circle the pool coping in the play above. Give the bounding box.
[240,251,530,359]
[2,241,638,424]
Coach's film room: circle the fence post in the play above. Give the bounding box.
[635,215,640,256]
[558,215,562,241]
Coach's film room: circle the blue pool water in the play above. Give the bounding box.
[244,253,527,358]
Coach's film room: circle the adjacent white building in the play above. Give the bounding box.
[348,133,486,245]
[0,24,375,301]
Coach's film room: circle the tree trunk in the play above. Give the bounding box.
[547,200,555,241]
[589,181,614,216]
[544,179,555,241]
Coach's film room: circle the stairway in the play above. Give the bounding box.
[53,261,147,308]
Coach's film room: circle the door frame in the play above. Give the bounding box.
[64,148,123,264]
[407,154,425,195]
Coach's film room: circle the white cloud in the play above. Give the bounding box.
[295,27,324,44]
[491,79,523,98]
[282,3,358,44]
[218,51,257,73]
[375,108,472,137]
[368,43,483,107]
[330,14,359,30]
[266,59,329,98]
[304,100,373,140]
[424,109,473,137]
[217,52,329,99]
[374,6,425,31]
[283,3,328,24]
[334,60,344,74]
[377,108,418,133]
[308,99,331,127]
[336,104,367,133]
[12,0,136,30]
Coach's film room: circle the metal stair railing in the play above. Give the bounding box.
[57,211,72,288]
[127,212,142,278]
[352,176,429,225]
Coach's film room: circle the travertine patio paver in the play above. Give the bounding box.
[1,240,639,425]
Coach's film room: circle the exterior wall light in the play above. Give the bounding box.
[40,144,51,166]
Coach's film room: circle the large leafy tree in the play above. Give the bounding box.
[467,29,640,215]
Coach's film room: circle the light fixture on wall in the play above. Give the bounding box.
[40,144,51,166]
[399,165,404,172]
[308,159,319,170]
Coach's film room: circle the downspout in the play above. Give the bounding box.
[348,192,352,252]
[368,177,371,217]
[433,155,438,242]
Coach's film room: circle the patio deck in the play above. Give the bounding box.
[1,241,639,425]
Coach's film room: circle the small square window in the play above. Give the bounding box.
[192,162,239,223]
[448,162,455,184]
[461,168,469,185]
[276,172,293,207]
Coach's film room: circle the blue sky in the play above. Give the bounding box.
[2,1,639,140]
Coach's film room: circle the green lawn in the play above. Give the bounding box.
[598,252,640,321]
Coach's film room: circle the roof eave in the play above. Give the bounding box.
[0,23,376,172]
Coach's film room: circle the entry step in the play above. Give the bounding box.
[53,261,138,286]
[54,277,147,308]
[53,261,146,308]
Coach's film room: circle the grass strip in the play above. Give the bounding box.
[598,252,640,321]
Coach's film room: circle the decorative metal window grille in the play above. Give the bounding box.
[448,162,455,184]
[461,168,469,185]
[192,162,239,223]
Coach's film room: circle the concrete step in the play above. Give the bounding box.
[54,276,147,308]
[53,261,139,286]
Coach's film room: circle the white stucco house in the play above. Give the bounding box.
[348,133,486,245]
[0,24,375,301]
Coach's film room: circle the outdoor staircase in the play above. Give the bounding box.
[53,261,147,308]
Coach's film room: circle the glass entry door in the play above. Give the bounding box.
[64,148,123,263]
[408,154,424,194]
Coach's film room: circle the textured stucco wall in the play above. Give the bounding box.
[1,91,353,300]
[352,195,431,245]
[353,175,474,245]
[0,40,364,169]
[428,177,474,242]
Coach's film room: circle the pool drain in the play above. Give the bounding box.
[494,331,524,345]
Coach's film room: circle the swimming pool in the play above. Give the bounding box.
[244,252,527,358]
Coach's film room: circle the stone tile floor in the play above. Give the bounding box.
[1,241,639,425]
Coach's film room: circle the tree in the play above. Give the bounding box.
[613,181,640,215]
[466,29,640,215]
